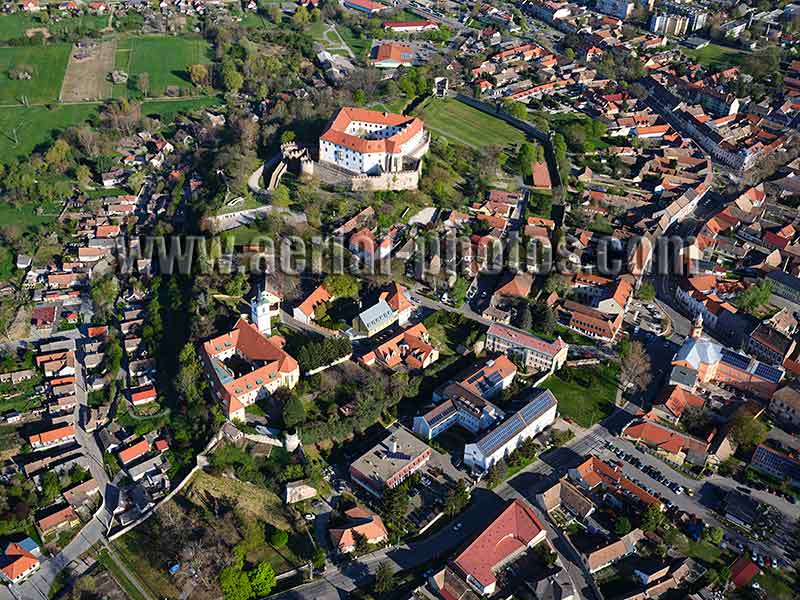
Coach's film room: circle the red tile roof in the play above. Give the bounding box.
[379,282,413,313]
[531,161,552,190]
[296,284,331,319]
[118,438,149,465]
[730,556,759,588]
[131,386,156,405]
[1,543,39,581]
[660,386,705,419]
[28,425,74,447]
[38,506,76,533]
[320,107,424,155]
[374,42,414,66]
[451,499,545,590]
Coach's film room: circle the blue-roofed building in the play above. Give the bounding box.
[464,388,558,471]
[750,444,800,489]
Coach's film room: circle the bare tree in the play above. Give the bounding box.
[619,340,652,393]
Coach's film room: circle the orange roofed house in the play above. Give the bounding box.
[372,42,415,68]
[318,107,429,177]
[329,507,389,553]
[202,318,299,421]
[0,540,40,584]
[436,499,547,596]
[360,322,439,371]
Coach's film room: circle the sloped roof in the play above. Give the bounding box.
[1,543,39,581]
[673,336,722,370]
[730,556,759,588]
[329,507,388,550]
[118,438,150,465]
[296,284,331,318]
[320,107,424,154]
[660,386,705,419]
[452,499,545,590]
[487,322,567,357]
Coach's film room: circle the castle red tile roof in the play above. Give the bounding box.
[320,107,424,155]
[451,499,545,590]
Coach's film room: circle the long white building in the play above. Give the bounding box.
[464,389,558,471]
[319,107,429,176]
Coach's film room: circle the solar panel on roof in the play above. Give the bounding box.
[519,391,556,423]
[477,416,524,454]
[721,349,750,370]
[754,362,783,384]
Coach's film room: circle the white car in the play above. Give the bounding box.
[304,514,315,521]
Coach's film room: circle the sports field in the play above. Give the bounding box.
[114,35,211,97]
[417,97,527,148]
[0,43,71,104]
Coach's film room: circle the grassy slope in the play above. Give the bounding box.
[0,43,71,104]
[417,98,527,148]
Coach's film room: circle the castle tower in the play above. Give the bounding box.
[251,277,272,336]
[690,314,703,339]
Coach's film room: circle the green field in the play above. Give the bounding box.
[0,14,40,41]
[682,43,743,69]
[0,43,71,104]
[417,98,527,148]
[114,35,211,97]
[540,363,619,428]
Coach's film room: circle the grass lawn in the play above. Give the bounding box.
[753,569,797,600]
[114,35,211,97]
[682,43,743,69]
[0,43,71,104]
[337,25,371,59]
[0,13,40,41]
[417,97,527,149]
[48,15,108,37]
[540,362,619,428]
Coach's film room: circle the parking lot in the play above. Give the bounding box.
[599,439,799,568]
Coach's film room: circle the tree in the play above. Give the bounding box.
[282,394,306,429]
[188,63,209,87]
[137,72,150,96]
[268,4,281,23]
[703,526,723,545]
[248,562,276,596]
[639,503,664,532]
[730,408,768,453]
[443,480,470,517]
[354,89,366,105]
[312,547,326,570]
[637,281,656,302]
[354,530,369,554]
[272,184,290,207]
[45,139,71,171]
[270,528,289,548]
[736,280,773,315]
[544,273,567,295]
[323,273,360,298]
[564,48,575,61]
[219,566,252,600]
[374,562,395,596]
[280,130,296,144]
[75,164,92,190]
[534,543,557,566]
[615,516,632,536]
[505,100,528,121]
[619,340,652,394]
[90,274,118,321]
[41,471,60,502]
[292,5,310,25]
[222,64,244,94]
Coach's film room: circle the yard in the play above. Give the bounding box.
[682,43,743,69]
[114,35,211,97]
[0,13,40,41]
[540,362,619,428]
[0,43,71,104]
[416,97,527,149]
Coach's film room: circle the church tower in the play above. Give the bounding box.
[251,279,272,336]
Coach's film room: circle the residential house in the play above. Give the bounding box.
[747,323,796,366]
[28,425,75,450]
[329,507,389,553]
[118,438,150,466]
[37,506,79,536]
[584,530,645,573]
[0,541,40,584]
[770,385,800,427]
[749,443,800,489]
[360,323,439,371]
